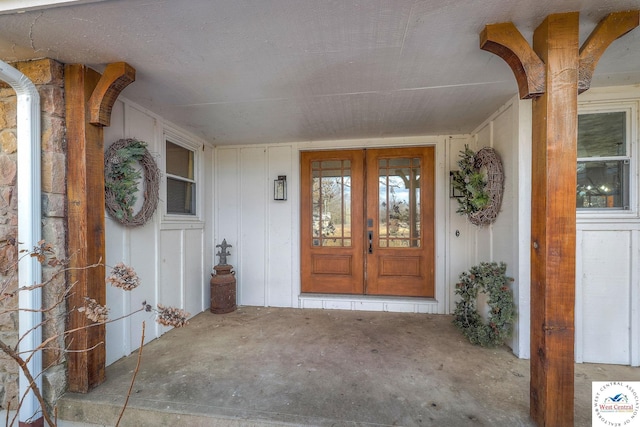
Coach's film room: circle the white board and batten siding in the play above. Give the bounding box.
[575,227,637,365]
[572,86,640,367]
[214,145,297,308]
[215,137,449,315]
[468,95,532,360]
[471,89,640,366]
[104,98,214,366]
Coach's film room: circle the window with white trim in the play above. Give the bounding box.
[577,110,630,210]
[166,139,197,215]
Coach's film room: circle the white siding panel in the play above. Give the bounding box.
[447,136,474,313]
[105,101,129,365]
[215,148,239,268]
[125,104,157,146]
[474,119,491,263]
[490,105,515,269]
[239,147,267,306]
[184,228,205,315]
[129,220,159,347]
[106,100,125,145]
[160,229,183,323]
[202,145,215,313]
[105,215,128,365]
[469,96,531,358]
[580,230,631,365]
[267,146,294,307]
[475,122,491,148]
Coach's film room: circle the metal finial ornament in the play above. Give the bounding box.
[215,239,232,266]
[211,239,236,313]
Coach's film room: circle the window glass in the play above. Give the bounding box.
[577,161,628,209]
[167,178,196,214]
[577,111,629,210]
[166,141,194,178]
[166,139,196,215]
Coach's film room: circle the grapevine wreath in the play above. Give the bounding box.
[453,262,515,347]
[451,146,504,226]
[104,138,160,227]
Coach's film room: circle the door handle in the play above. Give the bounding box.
[368,231,373,254]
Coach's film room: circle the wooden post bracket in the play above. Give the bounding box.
[480,22,546,99]
[88,62,136,126]
[481,11,639,99]
[579,10,640,93]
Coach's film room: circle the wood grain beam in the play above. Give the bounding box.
[579,11,640,93]
[530,12,579,426]
[480,22,545,99]
[88,62,135,126]
[65,64,107,392]
[480,11,638,426]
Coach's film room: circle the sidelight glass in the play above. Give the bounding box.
[378,157,421,247]
[311,160,352,246]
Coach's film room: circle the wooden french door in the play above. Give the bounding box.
[301,147,434,297]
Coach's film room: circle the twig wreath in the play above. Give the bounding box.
[104,138,160,227]
[451,146,504,226]
[453,262,515,348]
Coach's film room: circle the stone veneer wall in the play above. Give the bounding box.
[0,58,67,410]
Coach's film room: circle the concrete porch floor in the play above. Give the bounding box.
[57,307,639,426]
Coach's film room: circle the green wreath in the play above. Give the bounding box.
[451,146,489,215]
[451,145,504,226]
[104,138,160,227]
[453,262,515,347]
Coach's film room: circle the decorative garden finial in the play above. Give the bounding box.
[215,239,232,266]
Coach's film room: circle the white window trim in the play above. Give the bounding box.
[577,100,638,221]
[162,128,204,225]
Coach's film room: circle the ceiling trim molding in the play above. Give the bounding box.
[0,0,106,15]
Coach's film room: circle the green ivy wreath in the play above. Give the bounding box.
[453,262,515,348]
[451,145,504,226]
[104,138,160,227]
[451,146,490,215]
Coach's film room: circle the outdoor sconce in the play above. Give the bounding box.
[274,175,287,201]
[450,171,463,198]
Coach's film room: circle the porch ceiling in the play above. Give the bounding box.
[0,0,638,145]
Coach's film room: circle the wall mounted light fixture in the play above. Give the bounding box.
[450,171,463,198]
[274,175,287,201]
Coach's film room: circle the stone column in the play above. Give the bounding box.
[0,58,67,411]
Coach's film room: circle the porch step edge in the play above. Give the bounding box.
[56,393,383,427]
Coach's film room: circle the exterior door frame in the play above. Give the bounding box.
[298,145,436,300]
[295,139,447,315]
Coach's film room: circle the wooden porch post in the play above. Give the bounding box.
[529,14,579,425]
[480,11,638,426]
[65,63,134,392]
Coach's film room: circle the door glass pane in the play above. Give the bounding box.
[311,159,352,247]
[378,158,420,248]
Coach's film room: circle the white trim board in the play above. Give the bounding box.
[299,294,441,314]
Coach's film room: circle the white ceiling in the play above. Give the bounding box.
[0,0,638,145]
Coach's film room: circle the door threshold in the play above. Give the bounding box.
[298,293,441,314]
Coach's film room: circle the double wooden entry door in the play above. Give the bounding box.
[301,147,435,297]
